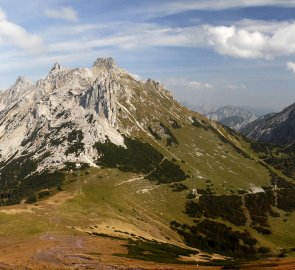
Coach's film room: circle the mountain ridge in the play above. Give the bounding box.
[242,102,295,145]
[0,58,129,173]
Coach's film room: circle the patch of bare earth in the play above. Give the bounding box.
[0,233,221,270]
[0,191,74,215]
[241,257,295,270]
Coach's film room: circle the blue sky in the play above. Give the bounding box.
[1,1,295,111]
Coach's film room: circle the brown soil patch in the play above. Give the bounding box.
[0,233,220,270]
[241,257,295,270]
[0,232,293,269]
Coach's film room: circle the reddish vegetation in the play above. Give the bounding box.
[0,233,294,269]
[0,233,215,269]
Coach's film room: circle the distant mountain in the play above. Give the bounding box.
[181,102,216,115]
[242,102,295,145]
[239,106,275,117]
[205,105,257,131]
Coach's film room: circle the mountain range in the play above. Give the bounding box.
[0,58,294,269]
[192,102,294,147]
[205,105,258,131]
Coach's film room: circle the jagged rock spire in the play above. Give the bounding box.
[50,63,62,73]
[15,76,31,85]
[93,57,116,69]
[10,76,32,93]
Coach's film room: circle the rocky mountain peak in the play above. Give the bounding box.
[50,63,63,73]
[146,78,159,87]
[0,57,131,172]
[145,78,173,98]
[0,76,32,110]
[15,76,32,86]
[0,57,181,173]
[93,57,116,70]
[11,76,32,93]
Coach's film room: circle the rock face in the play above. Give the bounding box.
[242,103,295,145]
[0,57,180,172]
[0,76,33,111]
[240,113,276,137]
[206,106,257,131]
[0,58,129,171]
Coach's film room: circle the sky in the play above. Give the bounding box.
[0,1,295,112]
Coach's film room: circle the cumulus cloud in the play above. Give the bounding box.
[45,6,78,22]
[0,8,44,53]
[287,61,295,73]
[198,20,295,59]
[205,25,269,59]
[164,78,214,91]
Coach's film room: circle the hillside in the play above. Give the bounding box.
[242,103,295,145]
[0,58,295,268]
[241,113,276,136]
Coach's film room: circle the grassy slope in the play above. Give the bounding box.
[0,164,294,252]
[0,168,190,242]
[117,76,273,194]
[112,75,295,254]
[0,155,293,269]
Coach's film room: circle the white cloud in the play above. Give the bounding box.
[164,78,214,91]
[141,0,295,17]
[46,19,295,60]
[235,19,291,32]
[48,23,194,52]
[206,25,269,59]
[202,20,295,59]
[129,73,142,80]
[287,61,295,73]
[45,6,78,22]
[226,83,247,90]
[0,8,44,53]
[0,7,6,19]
